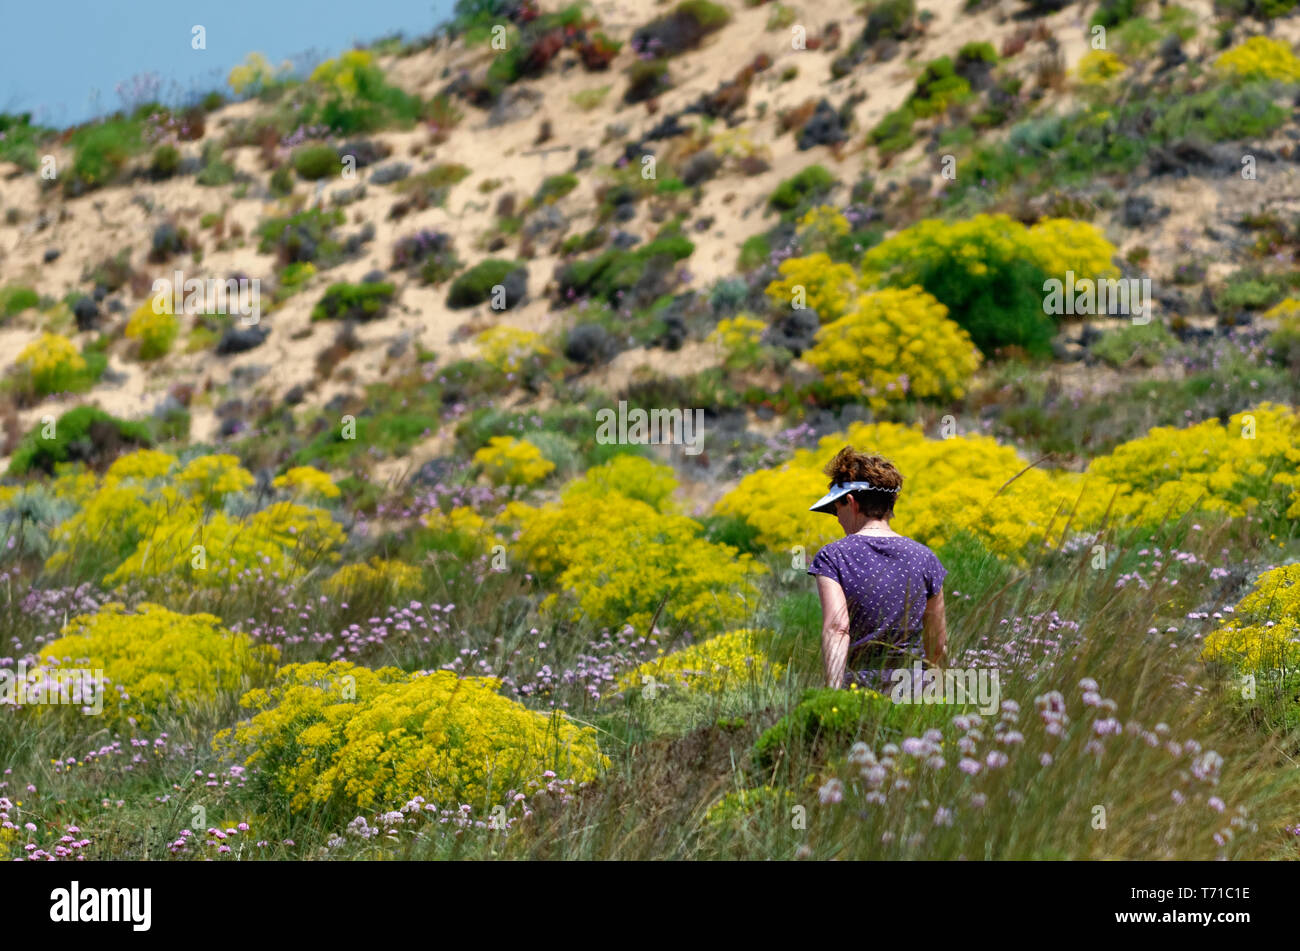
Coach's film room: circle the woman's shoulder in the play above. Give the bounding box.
[895,535,943,559]
[866,533,943,564]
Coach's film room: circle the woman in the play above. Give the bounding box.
[807,447,948,690]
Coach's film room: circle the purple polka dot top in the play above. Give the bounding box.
[807,534,947,662]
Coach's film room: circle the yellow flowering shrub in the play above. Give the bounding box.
[1084,404,1300,522]
[417,504,518,564]
[561,454,679,512]
[1075,49,1127,85]
[473,436,555,486]
[37,603,278,731]
[710,314,768,368]
[1215,36,1300,82]
[105,449,178,483]
[1026,217,1120,284]
[49,469,99,506]
[323,557,423,603]
[863,213,1118,289]
[272,465,341,500]
[421,505,488,544]
[44,456,345,588]
[796,205,850,253]
[310,49,377,97]
[713,462,845,554]
[228,51,291,96]
[474,326,551,374]
[175,453,256,507]
[15,333,88,396]
[765,253,855,322]
[1201,564,1300,670]
[45,482,160,577]
[709,128,770,162]
[0,823,19,860]
[1263,298,1300,321]
[125,301,179,360]
[860,214,1028,287]
[612,628,783,697]
[803,286,981,409]
[514,474,764,633]
[217,661,608,813]
[103,501,346,589]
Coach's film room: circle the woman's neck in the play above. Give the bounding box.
[854,519,896,535]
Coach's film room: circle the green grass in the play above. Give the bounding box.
[0,284,40,320]
[66,117,144,193]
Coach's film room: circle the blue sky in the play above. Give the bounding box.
[1,0,458,128]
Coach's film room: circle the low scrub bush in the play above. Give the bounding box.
[311,281,396,322]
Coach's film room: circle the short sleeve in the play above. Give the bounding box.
[924,548,948,598]
[807,544,840,584]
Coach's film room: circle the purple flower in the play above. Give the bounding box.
[818,779,844,805]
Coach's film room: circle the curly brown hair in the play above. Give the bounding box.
[824,446,903,519]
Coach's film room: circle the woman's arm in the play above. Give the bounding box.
[922,589,948,668]
[815,574,851,689]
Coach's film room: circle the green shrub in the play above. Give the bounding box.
[195,140,236,186]
[679,0,732,30]
[269,163,295,197]
[560,229,607,255]
[767,164,837,214]
[863,0,915,41]
[7,406,152,477]
[0,112,50,171]
[257,207,345,263]
[957,42,998,65]
[1092,320,1177,368]
[572,86,611,111]
[751,687,895,771]
[869,105,916,157]
[557,235,695,302]
[522,429,584,479]
[624,59,671,103]
[1267,315,1300,370]
[738,234,772,270]
[1092,0,1145,27]
[416,163,471,188]
[766,2,798,30]
[908,56,972,118]
[392,164,470,208]
[311,282,396,322]
[0,284,40,319]
[1110,16,1163,56]
[293,144,341,180]
[149,144,181,180]
[631,0,731,62]
[67,118,143,193]
[304,54,424,135]
[1152,83,1289,143]
[1215,271,1284,313]
[536,173,579,204]
[446,259,525,308]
